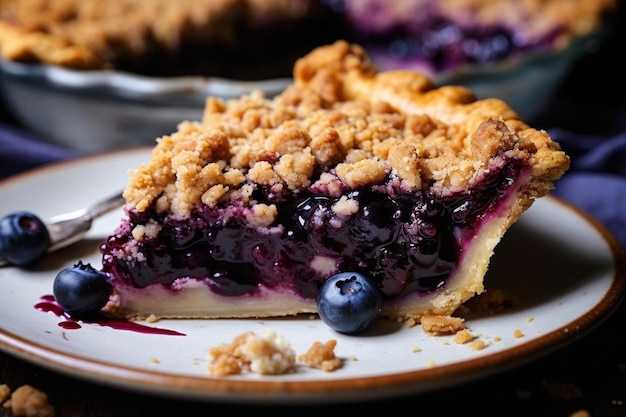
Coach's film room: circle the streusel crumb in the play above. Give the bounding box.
[469,340,489,351]
[421,314,466,335]
[0,384,10,402]
[1,384,55,417]
[146,314,159,323]
[208,331,343,376]
[452,328,475,344]
[207,330,296,376]
[297,340,343,372]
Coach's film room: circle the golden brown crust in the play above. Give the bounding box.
[0,20,106,69]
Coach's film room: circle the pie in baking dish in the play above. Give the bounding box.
[0,0,617,78]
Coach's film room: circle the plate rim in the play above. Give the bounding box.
[1,149,624,404]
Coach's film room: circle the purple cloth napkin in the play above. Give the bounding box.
[0,122,81,179]
[1,121,625,249]
[548,128,626,249]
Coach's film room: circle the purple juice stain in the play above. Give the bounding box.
[35,295,185,336]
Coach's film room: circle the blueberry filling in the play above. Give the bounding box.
[100,158,525,301]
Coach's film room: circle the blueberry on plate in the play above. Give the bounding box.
[53,261,112,314]
[0,211,50,266]
[317,272,382,334]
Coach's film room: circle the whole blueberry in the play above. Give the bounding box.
[0,211,51,266]
[317,272,382,334]
[53,261,112,314]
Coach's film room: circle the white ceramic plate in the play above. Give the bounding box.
[0,149,624,404]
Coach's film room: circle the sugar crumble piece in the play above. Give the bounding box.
[468,339,488,351]
[514,329,524,338]
[0,384,10,403]
[146,314,159,323]
[207,330,296,376]
[403,317,418,328]
[421,314,465,336]
[2,385,55,417]
[298,339,343,372]
[452,328,475,344]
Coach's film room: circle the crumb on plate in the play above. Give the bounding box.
[297,339,343,372]
[1,384,55,417]
[421,314,466,335]
[207,330,343,376]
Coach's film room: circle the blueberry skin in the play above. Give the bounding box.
[0,211,51,266]
[317,272,382,334]
[53,261,112,314]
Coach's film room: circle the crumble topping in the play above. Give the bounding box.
[123,40,569,218]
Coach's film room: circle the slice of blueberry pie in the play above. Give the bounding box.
[100,41,569,323]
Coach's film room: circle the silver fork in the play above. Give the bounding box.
[0,191,125,267]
